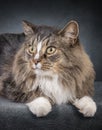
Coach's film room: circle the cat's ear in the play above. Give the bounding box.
[22,20,36,35]
[58,20,79,40]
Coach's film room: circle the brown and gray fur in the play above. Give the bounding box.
[0,20,96,116]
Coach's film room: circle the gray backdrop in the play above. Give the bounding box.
[0,0,102,81]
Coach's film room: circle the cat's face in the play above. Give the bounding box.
[22,20,79,76]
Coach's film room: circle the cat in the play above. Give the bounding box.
[0,20,97,117]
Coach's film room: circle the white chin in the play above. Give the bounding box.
[34,69,42,75]
[34,69,52,76]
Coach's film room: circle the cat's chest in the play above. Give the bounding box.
[32,74,72,105]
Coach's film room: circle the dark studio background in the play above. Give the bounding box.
[0,0,102,81]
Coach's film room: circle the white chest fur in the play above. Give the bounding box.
[32,72,73,105]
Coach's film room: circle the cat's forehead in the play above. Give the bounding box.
[30,34,57,47]
[26,25,60,47]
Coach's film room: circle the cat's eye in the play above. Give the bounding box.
[29,46,35,54]
[46,47,56,55]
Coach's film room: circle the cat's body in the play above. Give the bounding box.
[0,20,97,117]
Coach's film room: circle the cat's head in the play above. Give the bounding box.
[20,20,79,77]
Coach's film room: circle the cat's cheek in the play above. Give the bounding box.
[26,97,52,117]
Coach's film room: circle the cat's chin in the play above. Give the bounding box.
[34,69,53,77]
[34,69,42,75]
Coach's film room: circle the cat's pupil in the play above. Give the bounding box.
[31,48,33,51]
[50,48,53,52]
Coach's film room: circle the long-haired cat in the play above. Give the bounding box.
[0,20,96,117]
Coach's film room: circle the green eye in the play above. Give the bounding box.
[29,46,35,54]
[46,47,56,55]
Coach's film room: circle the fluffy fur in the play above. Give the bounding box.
[27,97,52,117]
[0,20,96,117]
[74,96,97,117]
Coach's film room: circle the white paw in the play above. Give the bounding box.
[26,97,52,117]
[74,96,97,117]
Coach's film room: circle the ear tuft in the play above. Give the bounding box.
[22,20,35,35]
[59,20,79,39]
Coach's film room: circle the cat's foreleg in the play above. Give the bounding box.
[26,97,52,117]
[73,96,97,117]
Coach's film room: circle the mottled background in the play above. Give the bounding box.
[0,0,102,81]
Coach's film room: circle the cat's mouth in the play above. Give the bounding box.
[32,63,43,75]
[32,63,52,76]
[32,63,42,70]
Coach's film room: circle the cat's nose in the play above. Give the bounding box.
[34,59,41,65]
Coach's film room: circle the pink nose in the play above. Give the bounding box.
[34,59,41,65]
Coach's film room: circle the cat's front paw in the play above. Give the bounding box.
[74,96,97,117]
[26,97,52,117]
